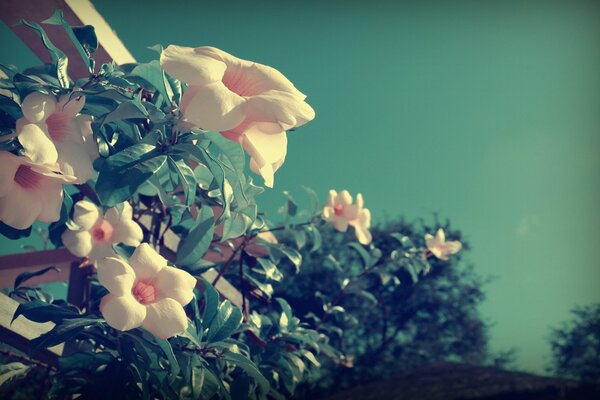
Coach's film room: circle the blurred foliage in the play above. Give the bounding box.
[549,303,600,385]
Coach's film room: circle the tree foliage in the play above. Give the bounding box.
[549,303,600,384]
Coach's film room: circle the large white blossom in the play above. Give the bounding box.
[62,201,144,263]
[323,190,372,245]
[424,228,462,261]
[0,152,75,229]
[97,243,197,339]
[160,45,315,187]
[16,91,98,183]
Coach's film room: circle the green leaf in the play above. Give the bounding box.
[168,157,196,207]
[43,10,95,73]
[177,206,214,266]
[201,280,220,328]
[72,25,99,53]
[12,300,79,324]
[276,298,293,332]
[0,221,31,240]
[206,300,242,343]
[156,339,180,383]
[95,143,166,206]
[220,206,255,242]
[0,362,31,387]
[30,318,102,354]
[171,143,232,224]
[14,266,60,289]
[274,245,302,273]
[17,19,69,87]
[130,60,172,106]
[222,352,270,393]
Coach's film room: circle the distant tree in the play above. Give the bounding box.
[273,217,492,396]
[549,303,600,384]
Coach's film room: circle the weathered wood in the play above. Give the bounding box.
[0,292,63,366]
[0,248,78,289]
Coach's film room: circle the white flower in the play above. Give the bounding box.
[61,201,143,263]
[160,45,315,187]
[97,243,197,339]
[424,228,462,261]
[16,91,98,183]
[322,190,372,245]
[0,152,75,229]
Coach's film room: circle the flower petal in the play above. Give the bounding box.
[436,228,446,243]
[182,82,246,131]
[129,243,167,280]
[72,200,100,230]
[154,266,197,306]
[331,216,349,232]
[55,142,95,183]
[21,92,56,123]
[336,190,352,206]
[142,298,188,339]
[424,234,437,250]
[100,294,146,331]
[17,122,58,165]
[244,90,315,128]
[445,240,463,255]
[353,225,372,245]
[97,257,136,296]
[195,47,307,98]
[0,186,42,229]
[0,152,19,197]
[327,190,337,207]
[62,229,92,257]
[161,45,226,85]
[112,220,144,247]
[242,123,287,188]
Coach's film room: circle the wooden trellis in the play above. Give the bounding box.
[0,0,242,363]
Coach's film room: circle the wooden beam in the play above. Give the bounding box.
[0,292,63,366]
[0,0,134,80]
[0,248,78,289]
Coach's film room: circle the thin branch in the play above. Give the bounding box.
[0,349,54,370]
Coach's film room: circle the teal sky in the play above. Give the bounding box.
[2,0,599,374]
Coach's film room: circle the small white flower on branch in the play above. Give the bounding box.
[322,190,372,245]
[62,200,143,263]
[97,243,197,339]
[424,228,462,261]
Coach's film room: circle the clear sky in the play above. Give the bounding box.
[1,0,599,374]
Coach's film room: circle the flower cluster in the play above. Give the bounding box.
[0,91,97,230]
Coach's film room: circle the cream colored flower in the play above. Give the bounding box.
[160,45,315,187]
[425,228,462,261]
[322,190,372,245]
[61,201,144,263]
[97,243,197,339]
[0,152,75,229]
[16,91,98,183]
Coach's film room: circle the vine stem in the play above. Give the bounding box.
[211,237,249,286]
[0,349,54,370]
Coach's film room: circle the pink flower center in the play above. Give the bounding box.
[132,280,158,304]
[14,165,42,190]
[334,204,344,216]
[92,220,114,242]
[45,112,71,142]
[222,66,261,97]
